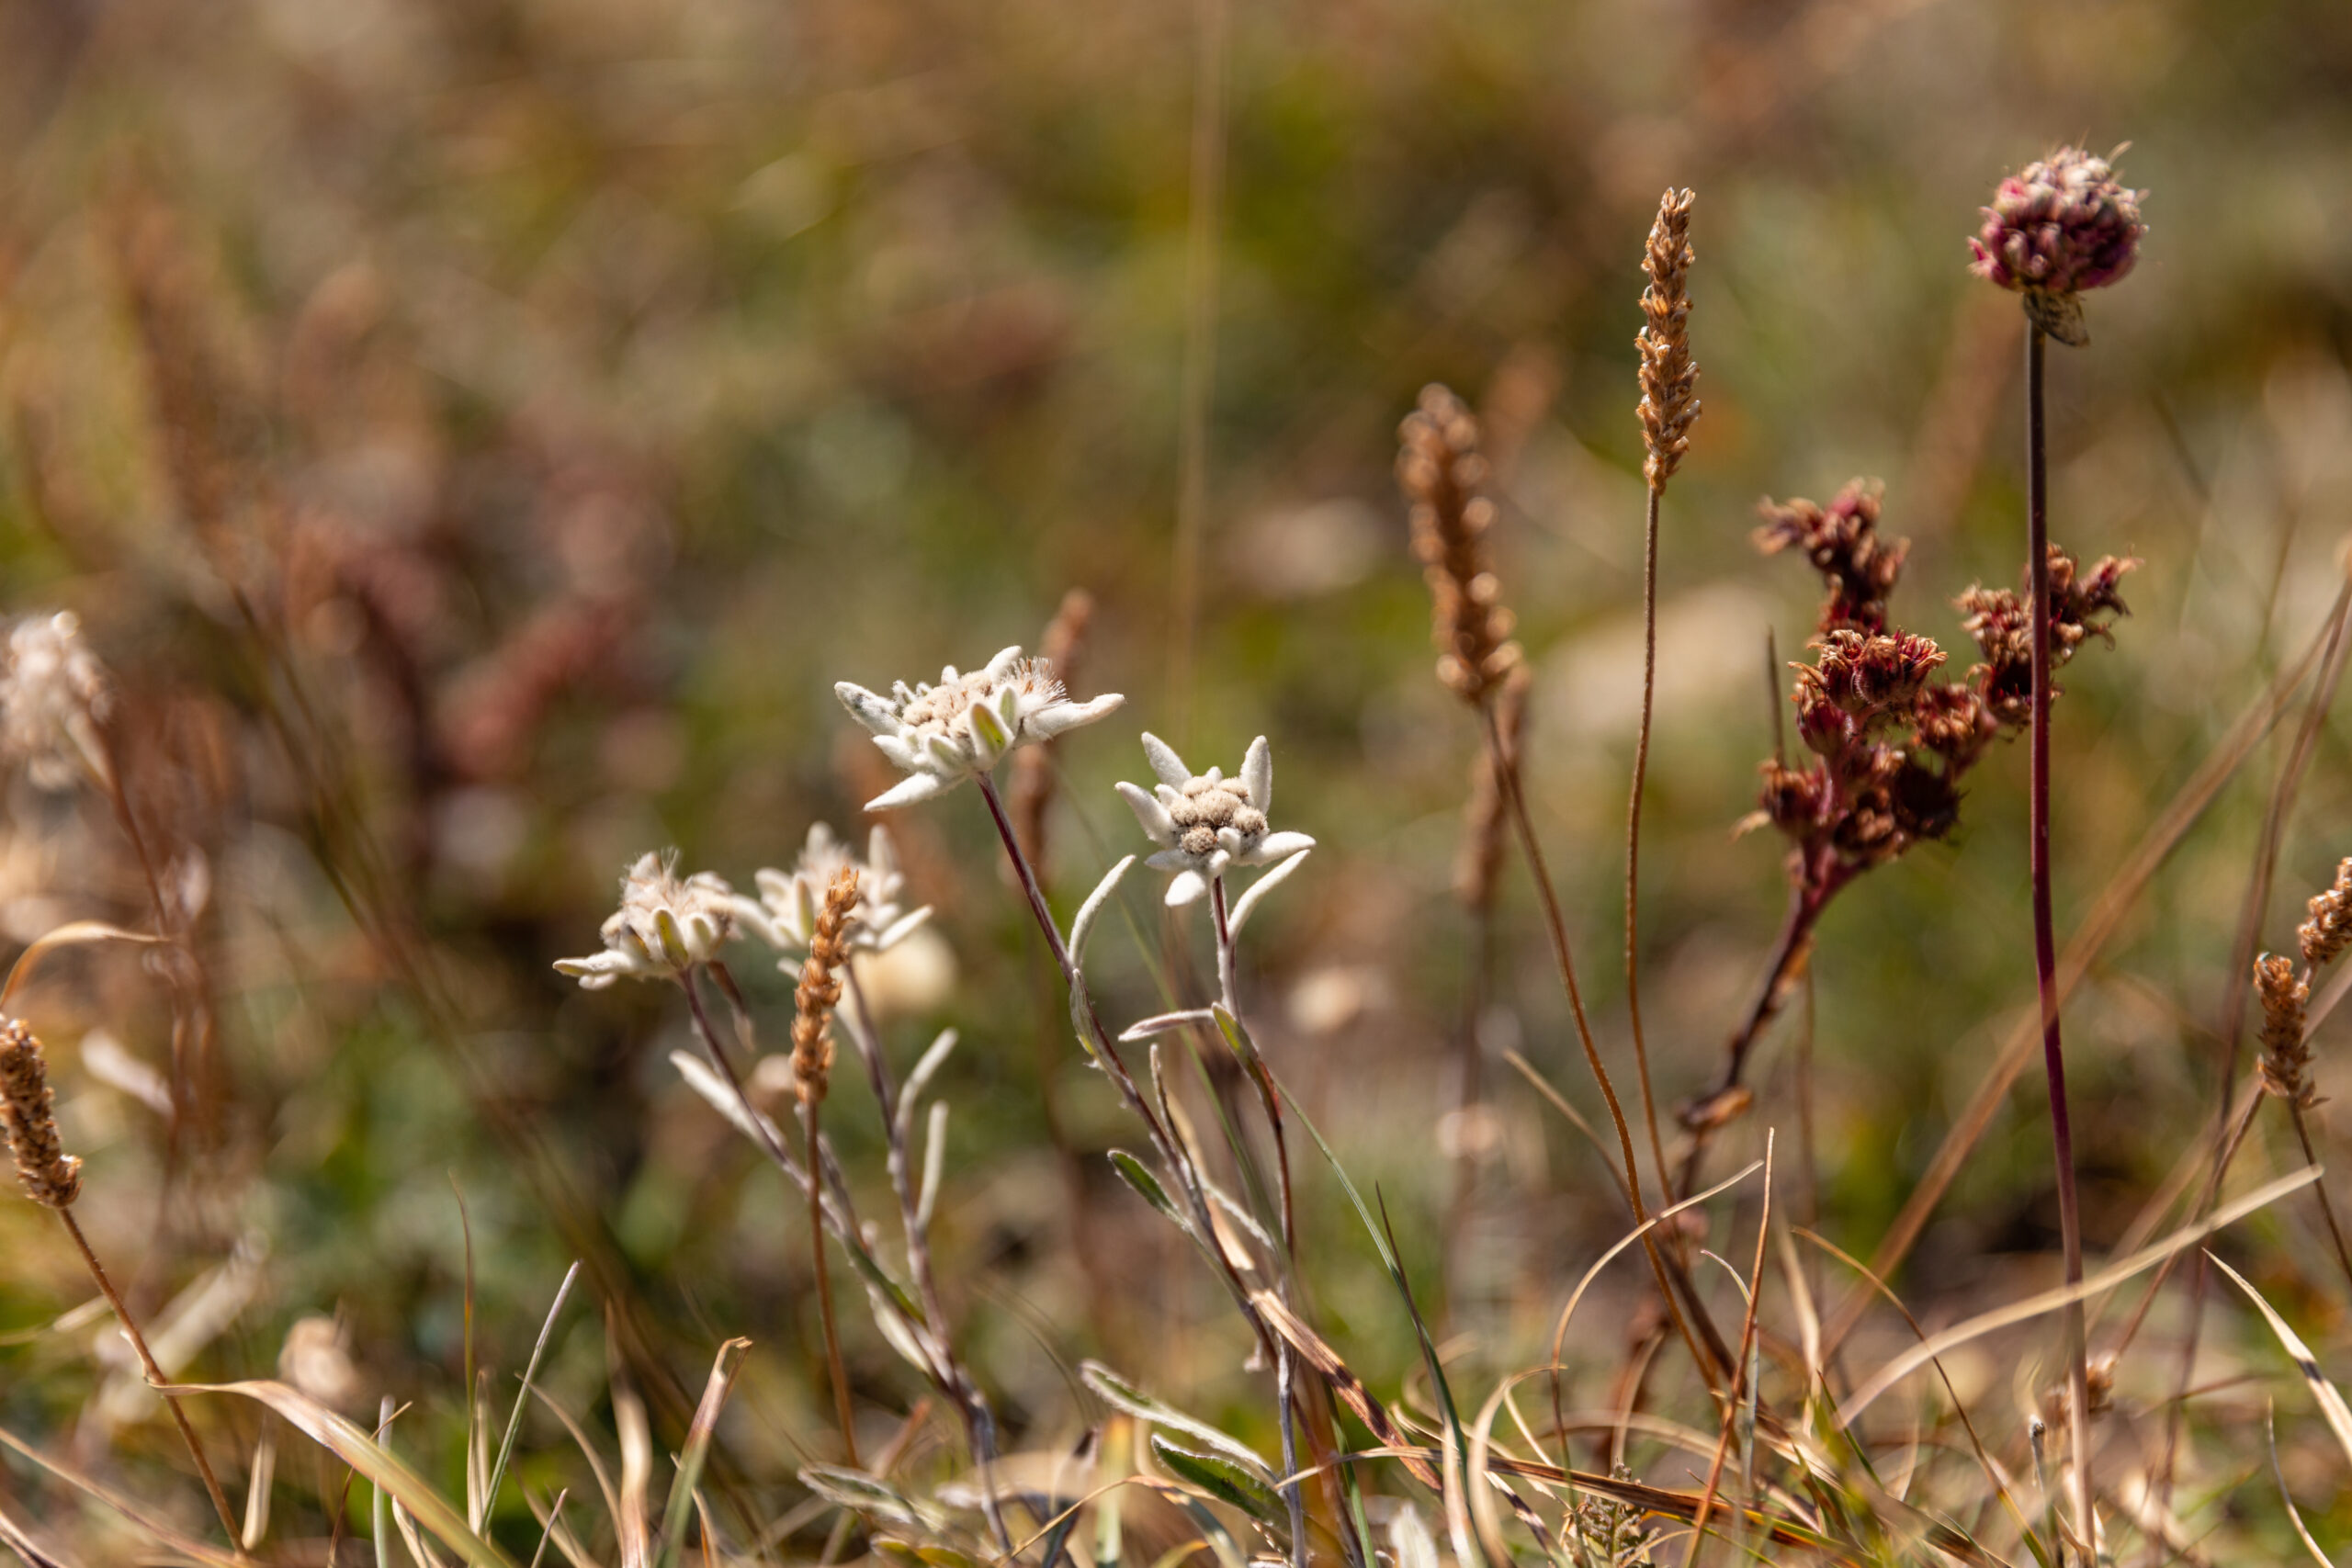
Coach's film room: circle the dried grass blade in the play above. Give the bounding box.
[485,1262,582,1528]
[243,1415,277,1550]
[2211,1253,2352,1468]
[0,1420,241,1567]
[2264,1402,2334,1567]
[1080,1362,1276,1484]
[0,921,162,1008]
[1835,1165,2319,1426]
[175,1379,519,1568]
[651,1337,752,1568]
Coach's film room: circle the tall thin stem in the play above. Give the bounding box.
[58,1208,243,1551]
[1623,484,1672,1205]
[1212,875,1306,1568]
[1479,705,1730,1390]
[2025,322,2095,1557]
[802,1091,859,1469]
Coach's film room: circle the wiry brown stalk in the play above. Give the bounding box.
[1012,590,1095,879]
[793,869,862,1469]
[1625,187,1699,1207]
[1,1020,243,1551]
[1400,385,1729,1389]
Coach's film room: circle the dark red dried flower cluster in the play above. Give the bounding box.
[1752,480,1906,635]
[1750,485,2134,887]
[1956,546,2137,727]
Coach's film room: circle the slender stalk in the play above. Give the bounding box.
[2024,322,2095,1557]
[1623,484,1672,1205]
[838,969,1016,1555]
[2285,1105,2352,1293]
[1479,705,1731,1390]
[801,1092,859,1469]
[1213,875,1306,1568]
[58,1208,243,1551]
[1674,877,1835,1200]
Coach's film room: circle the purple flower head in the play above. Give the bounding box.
[1968,147,2146,301]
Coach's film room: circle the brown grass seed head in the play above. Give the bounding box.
[1637,187,1700,492]
[1,1018,82,1209]
[791,866,860,1106]
[2254,953,2316,1109]
[2301,856,2352,971]
[1398,383,1522,705]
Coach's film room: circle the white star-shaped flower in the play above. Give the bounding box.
[835,647,1124,810]
[1116,733,1314,907]
[555,852,736,988]
[730,823,932,960]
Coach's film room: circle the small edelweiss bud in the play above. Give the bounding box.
[1969,146,2146,345]
[0,612,113,791]
[1116,733,1315,908]
[554,852,735,988]
[835,647,1125,811]
[733,824,932,964]
[1,1018,82,1210]
[2301,858,2352,971]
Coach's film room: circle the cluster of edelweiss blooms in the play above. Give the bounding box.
[558,640,1312,978]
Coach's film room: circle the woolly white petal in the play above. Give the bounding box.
[984,646,1024,680]
[1070,855,1136,969]
[835,682,902,736]
[922,732,968,772]
[866,772,958,811]
[1029,691,1125,739]
[867,826,899,880]
[1146,849,1196,873]
[1241,736,1272,813]
[1164,868,1210,907]
[967,697,1012,769]
[1115,781,1178,847]
[1227,851,1309,940]
[870,906,934,953]
[1140,731,1192,787]
[873,733,923,772]
[1246,830,1317,865]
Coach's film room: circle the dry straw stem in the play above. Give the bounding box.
[0,1018,243,1550]
[1625,187,1699,1210]
[1399,387,1730,1390]
[792,866,860,1466]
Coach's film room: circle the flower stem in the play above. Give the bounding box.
[2026,321,2095,1557]
[1623,483,1672,1208]
[1479,704,1732,1390]
[801,1090,860,1469]
[59,1207,243,1552]
[1215,874,1306,1568]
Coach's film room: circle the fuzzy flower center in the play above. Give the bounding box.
[1166,775,1268,858]
[899,660,1064,739]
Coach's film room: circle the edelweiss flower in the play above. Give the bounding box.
[555,852,735,988]
[731,823,932,958]
[836,646,1124,810]
[1116,734,1314,907]
[0,612,113,790]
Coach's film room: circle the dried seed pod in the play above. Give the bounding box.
[2301,858,2352,971]
[791,867,859,1107]
[1,1019,82,1209]
[2254,953,2316,1110]
[1636,188,1701,492]
[1398,385,1522,705]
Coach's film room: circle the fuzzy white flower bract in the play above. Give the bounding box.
[836,647,1124,810]
[0,612,113,790]
[731,823,932,958]
[1116,733,1314,907]
[555,852,735,988]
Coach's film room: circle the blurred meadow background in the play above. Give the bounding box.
[3,0,2352,1561]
